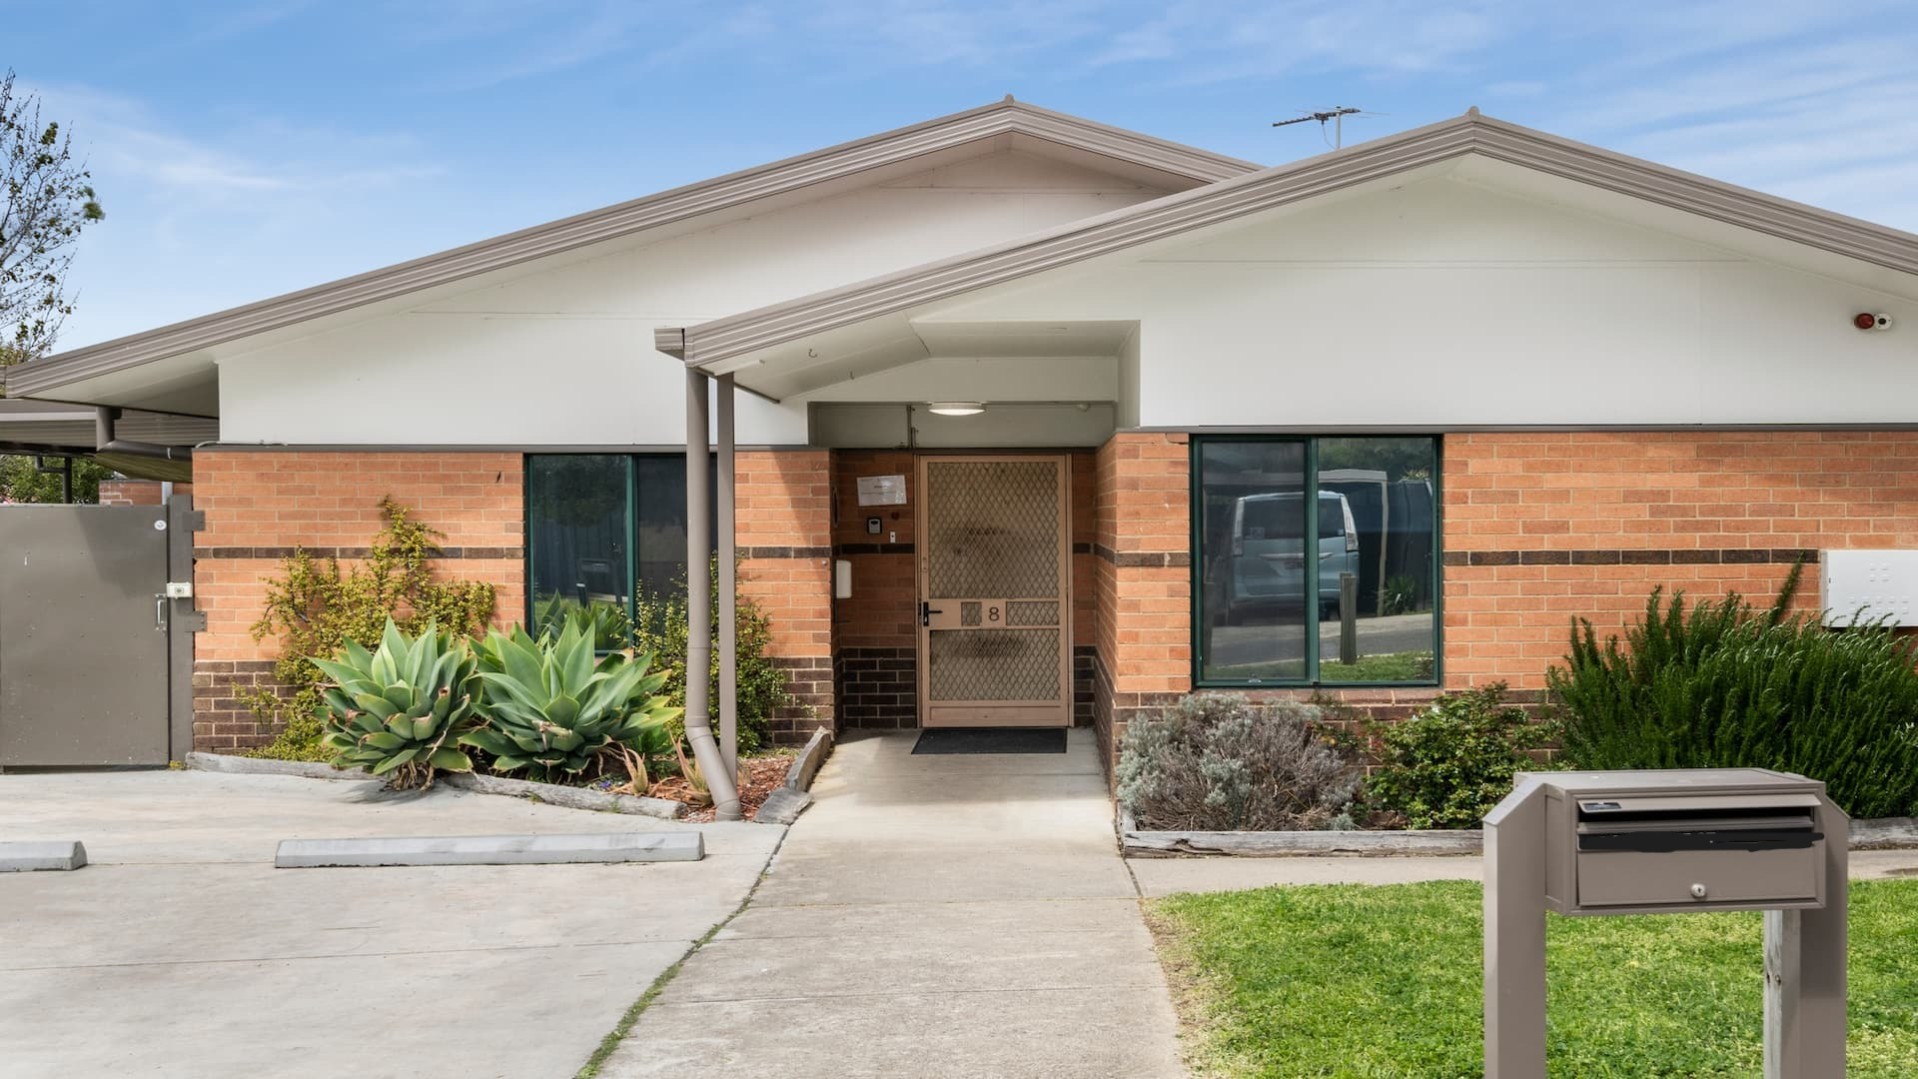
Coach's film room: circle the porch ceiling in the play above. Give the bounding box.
[723,318,1133,403]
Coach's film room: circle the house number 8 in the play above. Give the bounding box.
[988,605,1001,622]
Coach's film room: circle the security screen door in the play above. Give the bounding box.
[916,455,1071,728]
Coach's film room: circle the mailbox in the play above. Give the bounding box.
[1485,769,1847,1079]
[1540,769,1829,915]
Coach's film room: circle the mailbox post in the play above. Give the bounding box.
[1484,769,1847,1078]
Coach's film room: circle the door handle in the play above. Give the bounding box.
[919,601,944,627]
[154,594,169,632]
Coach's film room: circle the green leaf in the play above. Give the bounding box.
[427,747,473,772]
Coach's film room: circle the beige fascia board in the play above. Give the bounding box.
[1465,114,1918,276]
[8,99,1257,400]
[675,109,1918,371]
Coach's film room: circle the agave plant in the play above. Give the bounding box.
[530,594,632,651]
[311,619,482,789]
[464,621,680,784]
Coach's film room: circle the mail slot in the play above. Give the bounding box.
[1485,768,1848,1078]
[1538,778,1830,915]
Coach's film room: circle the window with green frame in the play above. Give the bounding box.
[524,454,715,645]
[1192,436,1439,686]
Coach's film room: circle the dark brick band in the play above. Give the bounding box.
[1092,543,1191,568]
[834,542,914,556]
[739,545,832,559]
[1442,548,1818,568]
[195,545,524,560]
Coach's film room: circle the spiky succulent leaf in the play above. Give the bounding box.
[308,618,482,787]
[468,622,683,784]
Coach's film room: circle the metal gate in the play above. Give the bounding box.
[0,498,200,766]
[916,456,1071,728]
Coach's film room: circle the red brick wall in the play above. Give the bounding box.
[190,451,524,751]
[1091,433,1191,763]
[735,449,834,741]
[1086,429,1918,771]
[98,479,191,506]
[1440,431,1913,689]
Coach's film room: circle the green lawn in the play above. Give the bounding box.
[1148,879,1918,1078]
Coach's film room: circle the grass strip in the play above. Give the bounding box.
[1149,878,1918,1078]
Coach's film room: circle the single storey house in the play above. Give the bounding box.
[11,98,1917,766]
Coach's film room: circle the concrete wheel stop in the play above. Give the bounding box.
[275,831,703,868]
[0,840,88,872]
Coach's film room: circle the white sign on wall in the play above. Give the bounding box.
[856,474,907,506]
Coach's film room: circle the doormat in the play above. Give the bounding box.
[911,728,1068,755]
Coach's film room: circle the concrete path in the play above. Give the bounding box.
[1128,848,1918,897]
[0,769,779,1079]
[599,730,1184,1079]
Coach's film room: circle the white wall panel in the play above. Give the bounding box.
[217,150,1171,446]
[913,176,1918,429]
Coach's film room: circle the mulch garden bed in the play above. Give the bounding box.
[645,755,793,823]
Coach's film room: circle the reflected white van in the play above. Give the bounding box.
[1228,491,1360,621]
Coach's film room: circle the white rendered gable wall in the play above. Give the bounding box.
[918,175,1918,428]
[214,150,1174,446]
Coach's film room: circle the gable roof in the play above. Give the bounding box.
[659,108,1918,375]
[5,98,1259,402]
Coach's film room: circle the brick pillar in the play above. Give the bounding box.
[735,449,835,743]
[1092,433,1191,770]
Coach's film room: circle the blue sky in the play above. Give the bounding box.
[13,0,1918,349]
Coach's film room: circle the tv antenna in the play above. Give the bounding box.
[1273,106,1362,149]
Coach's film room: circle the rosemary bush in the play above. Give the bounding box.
[1117,693,1361,831]
[1548,564,1918,818]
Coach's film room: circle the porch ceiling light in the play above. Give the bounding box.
[927,401,985,417]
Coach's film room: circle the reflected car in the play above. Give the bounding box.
[1226,491,1359,622]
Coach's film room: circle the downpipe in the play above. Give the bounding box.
[684,371,742,821]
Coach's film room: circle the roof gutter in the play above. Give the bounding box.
[96,406,193,463]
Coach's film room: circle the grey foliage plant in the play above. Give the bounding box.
[1117,693,1361,831]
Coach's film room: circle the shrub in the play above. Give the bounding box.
[246,498,495,761]
[1364,683,1555,829]
[1548,566,1918,818]
[1117,693,1361,831]
[634,561,793,756]
[312,619,481,788]
[465,620,680,785]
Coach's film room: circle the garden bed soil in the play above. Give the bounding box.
[651,755,794,823]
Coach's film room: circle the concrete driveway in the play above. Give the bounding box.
[0,769,781,1079]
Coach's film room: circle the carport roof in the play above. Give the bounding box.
[657,108,1918,391]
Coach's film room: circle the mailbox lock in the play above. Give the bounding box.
[1689,883,1708,899]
